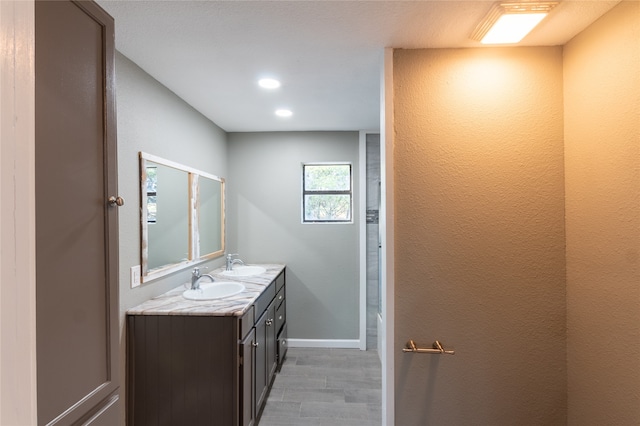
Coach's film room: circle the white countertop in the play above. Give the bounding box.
[127,264,285,317]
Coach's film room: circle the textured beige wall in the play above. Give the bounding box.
[393,47,566,425]
[564,2,640,425]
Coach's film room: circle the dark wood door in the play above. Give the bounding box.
[35,1,119,424]
[241,330,255,426]
[255,302,277,418]
[254,309,268,415]
[265,303,278,382]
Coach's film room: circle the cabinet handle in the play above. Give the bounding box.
[279,295,283,300]
[252,342,259,347]
[279,315,283,320]
[266,319,273,326]
[281,340,286,346]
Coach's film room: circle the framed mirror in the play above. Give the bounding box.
[140,152,225,282]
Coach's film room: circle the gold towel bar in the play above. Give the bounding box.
[402,339,455,355]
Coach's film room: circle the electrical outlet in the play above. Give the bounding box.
[130,265,141,288]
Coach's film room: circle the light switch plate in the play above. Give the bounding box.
[130,265,141,288]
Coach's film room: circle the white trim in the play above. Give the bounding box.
[0,1,38,424]
[377,313,383,362]
[358,131,367,351]
[140,151,223,182]
[381,47,395,426]
[287,339,361,349]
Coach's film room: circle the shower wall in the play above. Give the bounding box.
[366,133,381,350]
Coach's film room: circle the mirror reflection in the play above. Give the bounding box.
[140,152,225,282]
[145,161,189,270]
[198,175,224,256]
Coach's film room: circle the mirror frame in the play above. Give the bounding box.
[140,152,225,282]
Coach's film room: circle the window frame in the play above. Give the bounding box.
[301,162,353,224]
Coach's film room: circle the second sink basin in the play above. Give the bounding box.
[183,281,245,301]
[219,265,266,277]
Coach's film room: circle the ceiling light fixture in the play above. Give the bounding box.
[258,78,281,89]
[275,109,292,118]
[470,1,558,44]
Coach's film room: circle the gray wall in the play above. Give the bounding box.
[227,131,360,341]
[115,52,228,419]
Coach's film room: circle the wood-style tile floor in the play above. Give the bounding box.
[257,348,382,426]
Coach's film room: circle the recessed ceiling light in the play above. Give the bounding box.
[258,78,281,89]
[470,1,558,44]
[275,109,292,118]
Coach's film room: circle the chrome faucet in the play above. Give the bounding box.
[225,253,244,271]
[191,267,214,290]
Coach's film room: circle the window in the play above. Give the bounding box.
[302,163,352,223]
[145,166,157,223]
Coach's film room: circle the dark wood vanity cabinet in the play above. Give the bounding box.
[128,269,286,426]
[240,329,255,426]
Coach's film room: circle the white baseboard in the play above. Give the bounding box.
[377,313,383,364]
[287,338,362,349]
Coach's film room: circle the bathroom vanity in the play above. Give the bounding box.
[127,264,286,426]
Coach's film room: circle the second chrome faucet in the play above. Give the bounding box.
[225,253,244,271]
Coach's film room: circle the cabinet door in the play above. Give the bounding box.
[266,303,278,382]
[277,323,288,369]
[240,330,255,426]
[254,309,269,414]
[35,1,119,424]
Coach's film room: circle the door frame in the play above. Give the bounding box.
[0,1,38,424]
[380,47,395,426]
[357,48,395,426]
[358,131,368,351]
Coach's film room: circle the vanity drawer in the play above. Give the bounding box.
[275,271,285,292]
[275,286,285,308]
[239,305,254,339]
[275,299,286,333]
[277,323,288,368]
[254,281,276,318]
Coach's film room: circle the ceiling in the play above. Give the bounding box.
[96,0,619,133]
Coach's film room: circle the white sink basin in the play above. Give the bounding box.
[183,281,245,301]
[219,265,266,277]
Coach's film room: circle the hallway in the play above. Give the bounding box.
[258,348,381,425]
